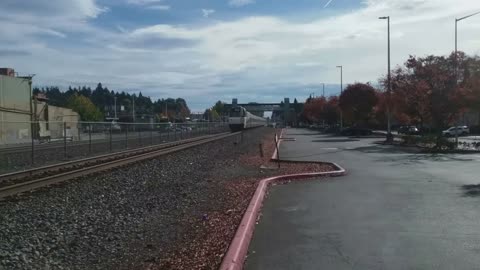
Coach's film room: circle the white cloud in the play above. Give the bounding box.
[0,0,107,49]
[148,5,171,10]
[202,9,216,18]
[127,0,170,11]
[127,0,164,5]
[0,0,107,19]
[229,0,255,7]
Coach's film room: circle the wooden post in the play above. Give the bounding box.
[275,134,280,168]
[109,125,113,152]
[125,124,128,149]
[64,122,67,159]
[89,123,92,154]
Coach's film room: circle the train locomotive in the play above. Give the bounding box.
[228,106,267,131]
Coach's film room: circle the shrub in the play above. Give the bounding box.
[401,134,455,151]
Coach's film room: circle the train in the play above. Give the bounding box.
[228,106,267,131]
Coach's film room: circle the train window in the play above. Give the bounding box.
[230,107,244,117]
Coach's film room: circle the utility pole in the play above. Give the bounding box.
[114,96,117,120]
[453,11,480,147]
[165,101,168,120]
[336,65,343,129]
[322,83,325,97]
[132,96,135,123]
[455,17,459,147]
[132,95,136,131]
[379,16,392,139]
[28,77,35,165]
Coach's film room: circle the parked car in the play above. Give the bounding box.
[397,126,408,134]
[165,126,183,132]
[325,125,340,134]
[107,121,121,131]
[398,126,420,135]
[442,126,470,137]
[340,127,373,136]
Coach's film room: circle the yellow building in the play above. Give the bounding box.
[0,73,32,144]
[34,99,80,141]
[0,69,80,144]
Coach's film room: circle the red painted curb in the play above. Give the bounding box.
[219,163,346,270]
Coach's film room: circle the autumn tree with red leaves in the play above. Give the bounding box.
[339,83,378,126]
[301,52,480,131]
[385,53,474,130]
[459,55,480,112]
[323,96,340,126]
[302,96,340,125]
[386,67,431,128]
[302,96,327,123]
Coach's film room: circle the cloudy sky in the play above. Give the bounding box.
[1,0,480,111]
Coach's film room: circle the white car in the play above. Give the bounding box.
[442,126,470,137]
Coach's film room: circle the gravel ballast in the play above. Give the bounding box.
[0,127,335,269]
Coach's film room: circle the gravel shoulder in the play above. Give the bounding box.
[0,127,334,270]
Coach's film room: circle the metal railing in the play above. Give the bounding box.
[0,121,229,174]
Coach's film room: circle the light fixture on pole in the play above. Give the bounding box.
[379,16,392,139]
[456,11,480,59]
[336,65,343,129]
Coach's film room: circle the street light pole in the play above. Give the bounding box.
[454,11,480,146]
[455,18,457,63]
[456,11,480,58]
[336,65,343,129]
[379,16,392,137]
[132,95,136,131]
[114,96,117,120]
[455,17,459,146]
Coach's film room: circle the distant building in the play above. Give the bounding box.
[0,68,80,144]
[0,70,33,144]
[34,95,80,141]
[0,68,15,77]
[190,112,205,121]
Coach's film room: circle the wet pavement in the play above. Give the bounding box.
[245,128,480,270]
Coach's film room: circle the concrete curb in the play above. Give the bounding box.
[219,163,346,270]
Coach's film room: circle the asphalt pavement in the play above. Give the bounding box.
[245,128,480,270]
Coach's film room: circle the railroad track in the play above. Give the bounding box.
[0,132,240,199]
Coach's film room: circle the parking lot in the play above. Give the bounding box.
[246,128,480,270]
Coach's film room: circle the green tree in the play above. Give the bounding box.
[203,109,220,121]
[67,94,104,121]
[35,82,194,123]
[293,98,301,114]
[212,101,226,116]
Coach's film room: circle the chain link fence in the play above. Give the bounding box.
[0,121,230,174]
